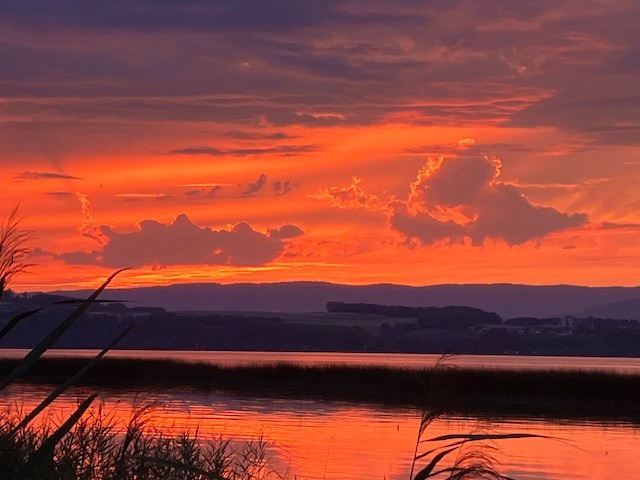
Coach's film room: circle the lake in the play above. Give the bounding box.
[1,351,639,479]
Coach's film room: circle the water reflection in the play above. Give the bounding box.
[1,383,638,480]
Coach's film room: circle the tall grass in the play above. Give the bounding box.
[0,403,279,480]
[408,358,549,480]
[0,205,34,300]
[0,268,139,478]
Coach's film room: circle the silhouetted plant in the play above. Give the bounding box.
[0,264,135,478]
[1,402,280,480]
[0,205,34,301]
[409,356,550,480]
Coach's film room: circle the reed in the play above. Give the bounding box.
[1,358,638,422]
[0,269,141,479]
[0,403,279,480]
[0,205,34,301]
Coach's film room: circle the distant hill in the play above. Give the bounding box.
[52,282,640,319]
[4,287,640,356]
[576,297,640,320]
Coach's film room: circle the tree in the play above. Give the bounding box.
[0,205,34,300]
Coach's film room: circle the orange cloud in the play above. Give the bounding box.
[75,192,108,245]
[311,177,384,211]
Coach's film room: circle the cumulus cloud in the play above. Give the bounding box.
[61,214,303,268]
[15,171,80,180]
[311,177,383,210]
[392,155,588,246]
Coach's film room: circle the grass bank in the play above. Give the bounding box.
[2,357,640,422]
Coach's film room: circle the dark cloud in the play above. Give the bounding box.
[273,180,298,196]
[510,91,640,145]
[58,250,101,266]
[390,201,465,246]
[15,171,80,180]
[405,142,533,155]
[184,185,222,199]
[600,222,640,231]
[226,130,294,140]
[168,144,322,157]
[1,1,638,151]
[44,191,74,197]
[185,190,204,197]
[29,247,56,258]
[243,173,267,196]
[168,147,224,156]
[0,1,422,33]
[391,155,588,246]
[268,224,304,240]
[60,214,300,268]
[115,193,173,202]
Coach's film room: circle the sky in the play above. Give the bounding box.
[2,0,640,291]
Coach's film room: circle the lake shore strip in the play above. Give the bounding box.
[2,357,640,422]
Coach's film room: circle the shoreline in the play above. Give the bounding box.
[2,357,640,423]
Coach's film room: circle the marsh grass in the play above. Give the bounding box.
[0,403,280,480]
[2,358,638,421]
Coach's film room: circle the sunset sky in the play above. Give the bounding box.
[2,0,640,291]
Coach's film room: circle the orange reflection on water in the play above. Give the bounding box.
[1,384,639,480]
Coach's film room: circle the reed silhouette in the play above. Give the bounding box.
[0,205,34,301]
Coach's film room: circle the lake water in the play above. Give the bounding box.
[1,351,639,479]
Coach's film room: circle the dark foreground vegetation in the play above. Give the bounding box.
[3,357,640,423]
[0,407,275,480]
